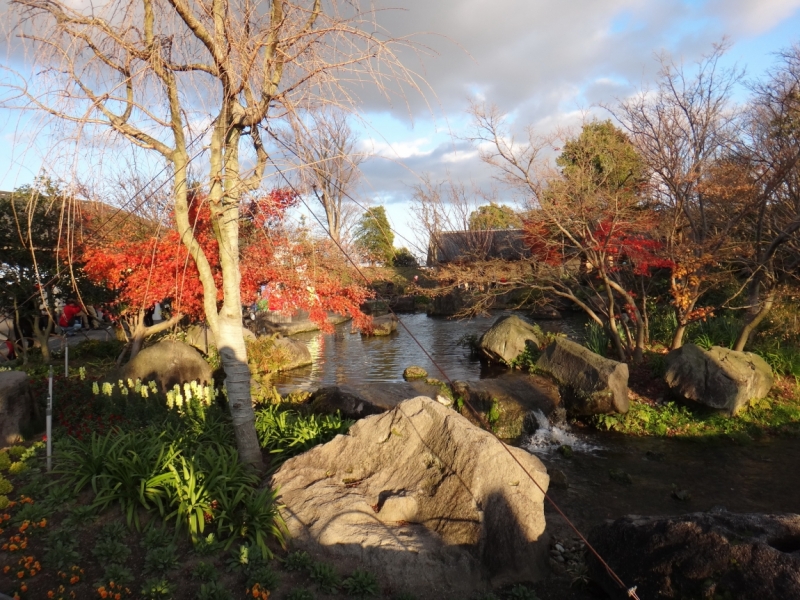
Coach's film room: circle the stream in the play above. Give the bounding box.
[272,310,800,538]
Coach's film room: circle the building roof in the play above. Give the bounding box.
[427,228,530,265]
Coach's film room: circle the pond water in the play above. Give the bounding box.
[271,309,800,551]
[270,311,587,394]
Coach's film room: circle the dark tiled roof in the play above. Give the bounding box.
[427,229,530,265]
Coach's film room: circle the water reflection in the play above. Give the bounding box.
[271,311,587,394]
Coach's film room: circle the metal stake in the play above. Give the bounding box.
[47,366,53,472]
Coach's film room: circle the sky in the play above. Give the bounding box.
[2,0,800,258]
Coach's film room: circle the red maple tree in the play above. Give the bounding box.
[80,189,372,358]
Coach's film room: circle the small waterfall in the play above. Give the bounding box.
[523,409,600,454]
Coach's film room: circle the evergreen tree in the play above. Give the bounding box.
[354,206,394,265]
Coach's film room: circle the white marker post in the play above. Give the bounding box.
[47,365,53,472]
[64,343,69,377]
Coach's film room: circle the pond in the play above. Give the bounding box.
[270,311,588,394]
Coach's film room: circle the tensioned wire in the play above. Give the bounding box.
[263,130,642,599]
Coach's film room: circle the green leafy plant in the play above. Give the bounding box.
[283,550,312,572]
[8,445,26,458]
[11,501,51,526]
[584,321,609,357]
[0,451,10,471]
[92,537,132,565]
[141,524,174,549]
[144,544,180,575]
[63,504,97,528]
[192,561,218,583]
[140,578,176,600]
[507,585,539,600]
[254,405,352,461]
[99,563,135,587]
[0,476,13,495]
[310,562,340,593]
[197,581,233,600]
[341,569,379,597]
[42,482,76,508]
[246,565,279,591]
[193,533,223,556]
[44,540,82,570]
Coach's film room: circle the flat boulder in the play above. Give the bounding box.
[452,373,561,442]
[271,337,312,371]
[363,314,398,336]
[0,371,37,445]
[664,344,774,415]
[478,315,540,366]
[587,511,800,599]
[271,396,550,598]
[110,340,212,393]
[535,337,628,415]
[308,381,444,419]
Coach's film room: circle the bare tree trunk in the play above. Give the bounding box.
[734,285,775,352]
[128,309,185,361]
[671,323,688,350]
[31,314,53,363]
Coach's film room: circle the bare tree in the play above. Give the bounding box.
[291,108,363,244]
[614,43,745,349]
[5,0,419,469]
[730,45,800,350]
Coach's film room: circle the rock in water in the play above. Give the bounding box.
[587,511,800,599]
[0,371,37,445]
[109,340,212,393]
[271,337,312,371]
[403,365,428,380]
[308,381,443,419]
[270,396,550,598]
[184,324,255,355]
[363,314,398,336]
[452,373,560,442]
[664,344,774,415]
[535,337,629,415]
[478,315,541,366]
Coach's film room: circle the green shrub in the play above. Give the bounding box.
[283,550,312,572]
[8,445,26,458]
[144,544,180,575]
[254,405,352,461]
[192,561,218,583]
[0,495,9,510]
[197,581,232,600]
[584,321,609,357]
[0,451,10,471]
[0,476,13,495]
[92,537,131,565]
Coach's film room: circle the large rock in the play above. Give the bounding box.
[271,396,550,598]
[110,340,212,393]
[478,315,541,366]
[664,344,774,415]
[535,337,629,415]
[587,511,800,599]
[271,337,312,371]
[363,314,398,336]
[452,373,560,442]
[0,371,37,445]
[184,324,255,355]
[308,381,445,419]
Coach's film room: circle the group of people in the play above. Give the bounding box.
[58,299,113,333]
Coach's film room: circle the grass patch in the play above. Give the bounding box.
[591,386,800,439]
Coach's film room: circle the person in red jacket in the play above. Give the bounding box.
[59,299,88,330]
